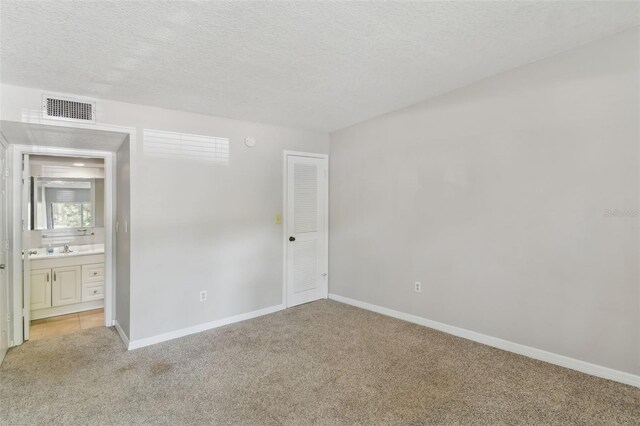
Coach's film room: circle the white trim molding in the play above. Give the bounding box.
[31,300,104,320]
[127,303,286,350]
[114,320,130,348]
[329,293,640,388]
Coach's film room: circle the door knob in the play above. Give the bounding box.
[0,264,5,269]
[289,236,295,242]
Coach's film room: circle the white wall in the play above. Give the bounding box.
[1,85,329,342]
[329,28,640,375]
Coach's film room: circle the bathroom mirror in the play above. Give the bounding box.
[29,177,105,230]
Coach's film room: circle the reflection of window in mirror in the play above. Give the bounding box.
[30,177,105,230]
[28,155,105,231]
[51,202,93,228]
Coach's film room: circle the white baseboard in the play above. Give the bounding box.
[113,320,129,348]
[329,293,640,388]
[31,300,104,320]
[127,304,286,350]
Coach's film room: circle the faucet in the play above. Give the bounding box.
[62,244,71,253]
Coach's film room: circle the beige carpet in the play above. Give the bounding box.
[1,300,638,425]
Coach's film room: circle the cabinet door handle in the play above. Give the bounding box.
[53,272,56,281]
[47,273,49,282]
[93,272,98,276]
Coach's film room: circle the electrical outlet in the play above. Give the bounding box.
[199,290,207,302]
[414,281,422,293]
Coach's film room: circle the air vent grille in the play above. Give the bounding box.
[42,95,96,123]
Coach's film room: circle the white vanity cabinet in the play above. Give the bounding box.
[30,268,52,310]
[30,253,105,320]
[51,266,82,306]
[31,265,84,309]
[82,263,105,302]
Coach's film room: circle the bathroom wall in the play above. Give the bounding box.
[329,28,640,375]
[30,228,105,249]
[1,85,329,342]
[115,138,131,338]
[95,178,104,227]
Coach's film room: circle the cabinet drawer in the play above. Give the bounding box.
[82,284,104,302]
[82,263,104,283]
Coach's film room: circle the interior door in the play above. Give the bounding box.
[0,142,8,364]
[51,266,81,306]
[285,154,328,307]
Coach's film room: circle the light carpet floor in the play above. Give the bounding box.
[1,300,638,425]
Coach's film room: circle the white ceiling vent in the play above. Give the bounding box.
[42,94,96,124]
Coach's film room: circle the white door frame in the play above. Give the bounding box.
[0,137,8,364]
[21,154,31,340]
[282,150,329,308]
[11,144,115,345]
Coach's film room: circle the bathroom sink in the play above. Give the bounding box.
[28,244,105,260]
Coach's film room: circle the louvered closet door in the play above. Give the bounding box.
[286,154,328,307]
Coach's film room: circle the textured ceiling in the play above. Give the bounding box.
[1,1,638,132]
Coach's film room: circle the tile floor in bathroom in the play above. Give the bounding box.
[29,309,104,340]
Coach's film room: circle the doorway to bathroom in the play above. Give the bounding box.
[23,154,107,340]
[0,120,131,349]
